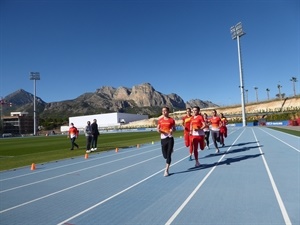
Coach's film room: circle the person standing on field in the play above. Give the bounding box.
[84,121,92,153]
[91,119,100,151]
[157,106,176,177]
[68,123,79,150]
[182,108,193,161]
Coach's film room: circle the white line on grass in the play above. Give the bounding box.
[252,128,292,225]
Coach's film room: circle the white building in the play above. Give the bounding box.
[61,112,148,132]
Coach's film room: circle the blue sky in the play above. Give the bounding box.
[0,0,299,106]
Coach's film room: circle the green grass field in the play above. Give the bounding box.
[268,127,300,137]
[0,131,183,171]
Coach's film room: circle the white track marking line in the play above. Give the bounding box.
[56,147,188,225]
[0,146,162,193]
[165,128,246,225]
[0,143,159,181]
[259,128,300,153]
[252,128,292,225]
[0,145,185,214]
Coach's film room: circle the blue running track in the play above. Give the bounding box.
[0,127,299,225]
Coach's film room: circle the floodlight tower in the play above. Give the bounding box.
[254,87,259,102]
[30,72,40,136]
[230,22,246,126]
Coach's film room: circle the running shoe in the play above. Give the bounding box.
[189,155,192,161]
[86,150,91,153]
[164,170,169,177]
[195,161,200,167]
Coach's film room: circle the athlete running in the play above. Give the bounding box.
[190,106,206,167]
[210,109,222,153]
[219,113,228,147]
[182,108,193,160]
[203,113,211,149]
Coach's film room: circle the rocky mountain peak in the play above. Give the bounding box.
[3,83,218,118]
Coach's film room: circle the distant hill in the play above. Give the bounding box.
[2,83,219,118]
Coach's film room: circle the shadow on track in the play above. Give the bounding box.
[170,153,263,176]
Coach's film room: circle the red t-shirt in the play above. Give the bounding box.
[210,116,221,131]
[182,115,192,132]
[69,126,79,138]
[190,115,205,136]
[158,117,175,139]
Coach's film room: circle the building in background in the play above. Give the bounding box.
[2,112,34,135]
[61,112,148,133]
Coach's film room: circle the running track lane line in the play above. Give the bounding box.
[0,146,185,214]
[0,146,163,193]
[259,128,300,153]
[0,143,159,182]
[164,128,246,225]
[56,147,189,225]
[252,128,292,225]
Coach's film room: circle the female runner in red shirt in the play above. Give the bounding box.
[190,106,205,167]
[157,106,176,177]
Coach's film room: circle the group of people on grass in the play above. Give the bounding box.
[157,106,227,177]
[68,119,100,153]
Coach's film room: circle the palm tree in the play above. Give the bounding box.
[277,84,282,99]
[290,77,298,96]
[266,88,270,100]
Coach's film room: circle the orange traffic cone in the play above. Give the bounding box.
[31,163,36,171]
[115,148,118,152]
[85,153,89,159]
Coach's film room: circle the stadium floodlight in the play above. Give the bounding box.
[30,72,40,136]
[230,22,246,126]
[254,87,259,102]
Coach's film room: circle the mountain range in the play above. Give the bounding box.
[1,83,218,118]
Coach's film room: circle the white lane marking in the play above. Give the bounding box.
[56,148,189,225]
[0,146,162,193]
[0,145,185,214]
[0,143,158,181]
[252,128,292,225]
[165,128,246,225]
[259,128,300,153]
